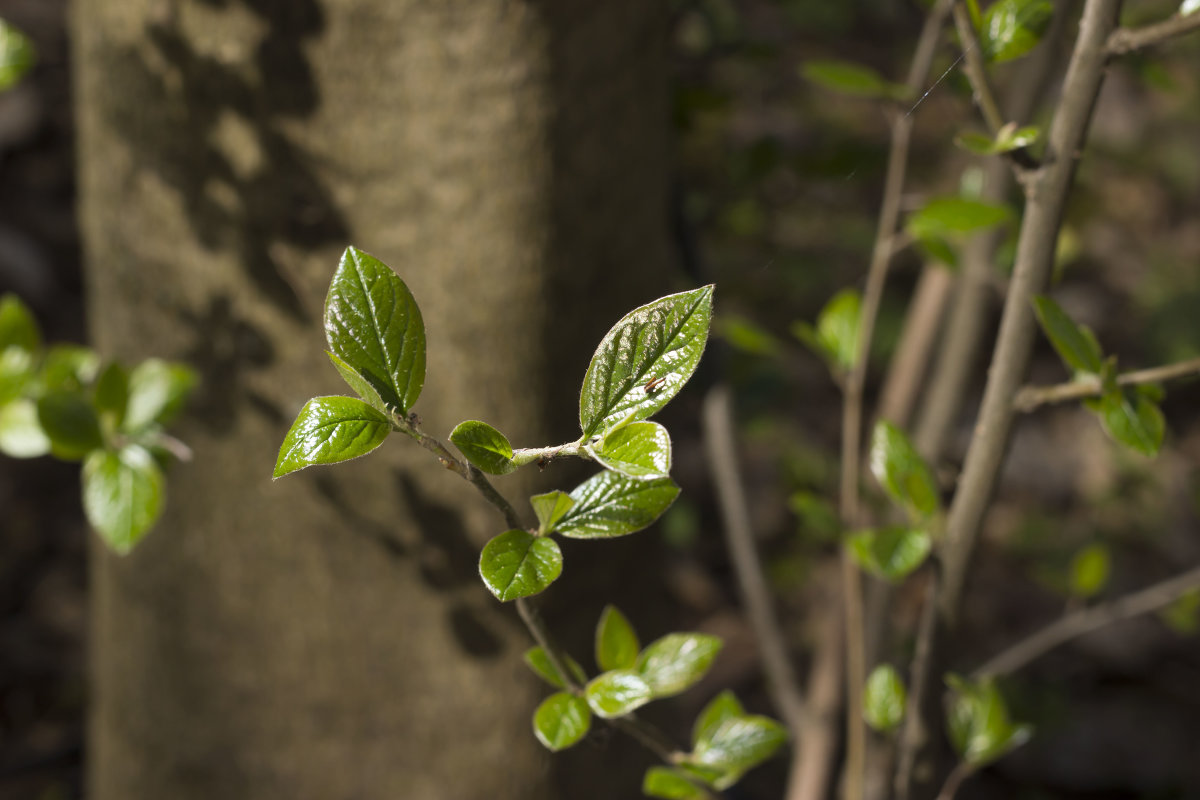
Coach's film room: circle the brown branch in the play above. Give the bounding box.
[972,564,1200,678]
[898,2,1125,797]
[1108,11,1200,55]
[952,2,1006,134]
[702,386,809,733]
[876,265,954,429]
[1013,356,1200,412]
[935,762,975,800]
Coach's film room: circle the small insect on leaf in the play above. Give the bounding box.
[644,377,667,395]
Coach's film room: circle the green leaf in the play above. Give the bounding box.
[1092,387,1165,457]
[637,633,723,697]
[714,315,781,357]
[690,715,789,772]
[478,530,563,602]
[981,0,1054,63]
[585,669,654,718]
[37,391,103,460]
[532,692,592,752]
[793,289,862,373]
[0,398,50,458]
[595,605,641,672]
[556,470,680,539]
[579,286,713,438]
[642,767,708,800]
[82,445,166,553]
[0,19,35,91]
[324,246,426,414]
[449,420,517,475]
[869,421,939,518]
[946,674,1033,767]
[863,664,907,732]
[273,396,392,478]
[38,345,99,393]
[955,124,1041,155]
[327,350,390,415]
[907,197,1012,241]
[93,362,129,430]
[1160,589,1200,634]
[1183,0,1200,15]
[0,346,35,405]
[1032,295,1104,375]
[914,236,960,270]
[0,294,40,352]
[692,690,745,747]
[530,490,576,535]
[123,359,197,431]
[1068,543,1111,599]
[587,421,672,480]
[788,491,841,542]
[847,527,932,582]
[523,646,587,689]
[800,60,908,100]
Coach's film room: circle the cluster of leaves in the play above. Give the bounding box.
[275,248,787,792]
[1033,295,1165,456]
[0,295,196,551]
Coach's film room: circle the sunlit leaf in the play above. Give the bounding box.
[273,396,391,478]
[642,767,708,800]
[690,714,789,773]
[579,286,713,438]
[555,470,680,539]
[449,419,517,475]
[530,490,575,535]
[478,529,563,602]
[523,646,587,689]
[692,690,745,747]
[0,19,36,92]
[793,289,861,373]
[532,692,591,752]
[586,421,672,480]
[864,664,907,732]
[981,0,1054,62]
[637,633,722,698]
[124,359,197,431]
[82,445,165,554]
[585,669,654,718]
[0,398,49,458]
[595,605,640,673]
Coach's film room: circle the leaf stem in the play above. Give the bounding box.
[1013,356,1200,412]
[971,563,1200,679]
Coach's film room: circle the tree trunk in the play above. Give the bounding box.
[72,1,670,798]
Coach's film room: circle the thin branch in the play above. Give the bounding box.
[1108,11,1200,55]
[952,2,1006,133]
[972,564,1200,679]
[838,4,956,797]
[702,385,808,735]
[1013,356,1200,412]
[935,762,974,800]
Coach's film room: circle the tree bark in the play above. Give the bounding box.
[73,1,670,798]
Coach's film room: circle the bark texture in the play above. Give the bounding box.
[73,1,670,798]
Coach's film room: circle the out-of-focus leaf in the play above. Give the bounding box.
[907,197,1013,241]
[0,398,49,458]
[864,664,907,732]
[37,391,103,460]
[642,767,708,800]
[0,19,36,92]
[1032,295,1104,375]
[595,605,640,673]
[981,0,1054,62]
[1160,589,1200,634]
[955,124,1041,155]
[847,527,932,582]
[523,646,587,689]
[946,674,1033,767]
[1068,543,1111,599]
[793,289,861,373]
[692,690,745,747]
[637,633,723,698]
[532,692,591,752]
[714,315,782,357]
[1182,0,1200,15]
[82,445,165,554]
[124,359,197,431]
[585,669,654,718]
[0,294,40,352]
[1091,386,1165,457]
[869,421,939,518]
[690,714,789,773]
[800,60,909,100]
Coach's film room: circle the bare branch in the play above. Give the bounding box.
[972,564,1200,678]
[1108,11,1200,55]
[1014,356,1200,412]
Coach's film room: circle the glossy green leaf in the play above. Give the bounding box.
[793,289,862,373]
[0,294,40,352]
[847,527,932,582]
[579,286,713,438]
[946,674,1033,767]
[690,714,789,772]
[523,646,587,689]
[0,346,35,405]
[124,359,197,431]
[1032,295,1104,375]
[530,490,576,535]
[556,470,680,539]
[532,692,592,752]
[587,421,672,480]
[0,19,35,91]
[327,350,389,415]
[324,246,425,414]
[870,421,939,518]
[273,396,391,478]
[449,420,517,475]
[907,197,1012,241]
[82,445,165,554]
[692,690,745,747]
[1092,387,1164,457]
[37,391,103,460]
[800,60,908,100]
[585,669,654,718]
[93,362,129,430]
[478,530,563,602]
[642,767,708,800]
[1068,543,1111,599]
[595,605,641,673]
[955,124,1041,155]
[637,633,723,697]
[0,398,50,458]
[864,664,907,732]
[981,0,1054,62]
